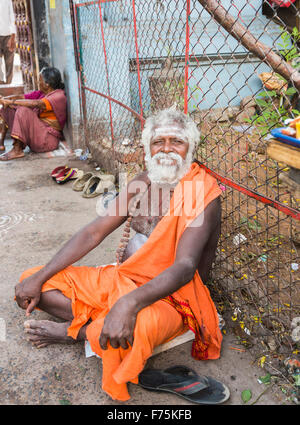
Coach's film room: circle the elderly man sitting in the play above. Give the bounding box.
[15,108,229,404]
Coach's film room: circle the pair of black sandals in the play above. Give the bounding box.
[138,365,230,405]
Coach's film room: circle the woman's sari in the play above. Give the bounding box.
[0,89,67,153]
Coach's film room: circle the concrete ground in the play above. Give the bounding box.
[0,142,289,405]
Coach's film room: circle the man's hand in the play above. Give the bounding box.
[7,34,16,52]
[99,297,137,350]
[15,274,44,316]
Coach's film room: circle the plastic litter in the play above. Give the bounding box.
[284,358,300,375]
[79,148,90,161]
[233,233,247,246]
[74,148,83,158]
[284,118,294,126]
[292,327,300,343]
[291,317,300,343]
[122,138,130,146]
[258,254,268,262]
[96,191,117,217]
[291,317,300,329]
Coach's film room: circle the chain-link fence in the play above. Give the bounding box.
[71,0,300,399]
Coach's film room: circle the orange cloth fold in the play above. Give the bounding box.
[163,295,209,360]
[19,163,222,401]
[39,98,57,121]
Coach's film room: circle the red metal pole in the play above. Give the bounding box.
[74,4,87,142]
[132,0,144,130]
[98,0,114,142]
[195,160,300,221]
[85,86,145,123]
[184,0,190,114]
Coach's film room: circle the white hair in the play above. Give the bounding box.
[141,107,200,158]
[141,108,200,184]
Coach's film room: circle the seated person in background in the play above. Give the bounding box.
[0,67,67,160]
[15,108,224,402]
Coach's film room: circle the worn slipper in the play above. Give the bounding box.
[69,168,84,181]
[55,167,76,184]
[138,365,230,405]
[51,166,67,180]
[98,173,115,183]
[82,175,115,198]
[72,171,94,191]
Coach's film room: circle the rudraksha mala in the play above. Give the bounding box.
[115,181,175,265]
[116,183,150,265]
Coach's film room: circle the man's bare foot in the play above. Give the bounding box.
[0,149,25,161]
[24,319,78,348]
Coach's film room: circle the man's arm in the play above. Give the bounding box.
[99,196,221,350]
[14,178,142,315]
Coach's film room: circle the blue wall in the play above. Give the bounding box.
[46,0,284,145]
[46,0,84,148]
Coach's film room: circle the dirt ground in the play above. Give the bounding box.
[0,143,291,406]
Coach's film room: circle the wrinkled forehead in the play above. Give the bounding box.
[151,124,188,142]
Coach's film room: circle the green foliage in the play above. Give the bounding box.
[163,78,185,110]
[277,27,300,65]
[59,398,71,405]
[241,389,252,403]
[245,91,294,136]
[245,27,300,136]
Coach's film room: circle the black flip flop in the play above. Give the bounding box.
[138,365,230,404]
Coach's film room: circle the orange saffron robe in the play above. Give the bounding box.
[20,163,222,401]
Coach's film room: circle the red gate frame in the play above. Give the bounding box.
[71,0,300,221]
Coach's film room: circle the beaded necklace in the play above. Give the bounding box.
[115,180,175,265]
[115,181,151,265]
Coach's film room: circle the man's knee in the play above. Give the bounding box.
[136,307,159,336]
[135,301,183,347]
[19,266,43,282]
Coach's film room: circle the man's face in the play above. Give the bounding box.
[150,132,189,162]
[146,125,192,185]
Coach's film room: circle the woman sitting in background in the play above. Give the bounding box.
[0,67,67,161]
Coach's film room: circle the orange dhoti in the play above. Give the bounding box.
[20,264,187,401]
[19,163,223,401]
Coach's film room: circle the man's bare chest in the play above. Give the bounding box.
[130,185,174,237]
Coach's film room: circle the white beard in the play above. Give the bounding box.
[145,151,193,185]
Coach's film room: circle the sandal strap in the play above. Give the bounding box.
[159,375,209,395]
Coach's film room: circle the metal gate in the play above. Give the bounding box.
[71,0,300,395]
[12,0,38,91]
